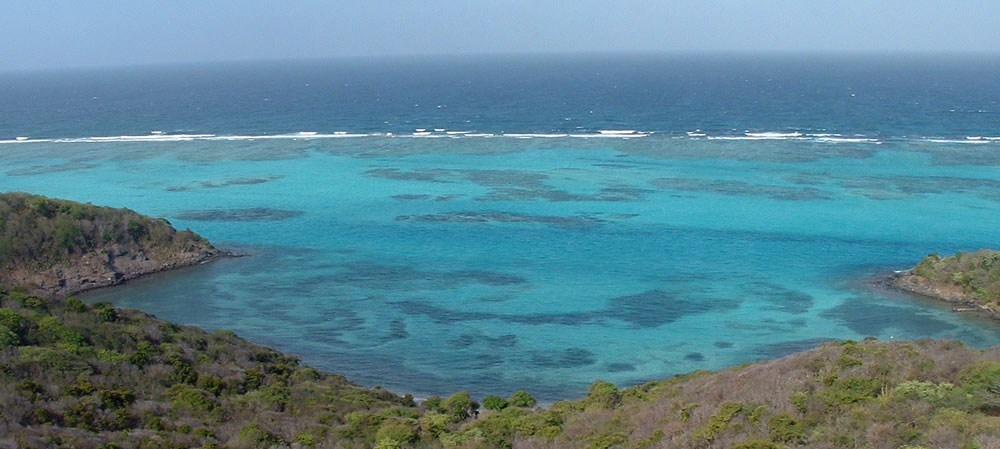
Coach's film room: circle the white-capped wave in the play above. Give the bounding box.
[502,133,568,138]
[813,137,879,143]
[0,137,53,144]
[571,130,649,138]
[924,138,991,144]
[744,131,803,138]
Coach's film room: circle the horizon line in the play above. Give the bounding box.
[4,49,1000,75]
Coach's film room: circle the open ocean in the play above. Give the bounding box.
[2,54,1000,400]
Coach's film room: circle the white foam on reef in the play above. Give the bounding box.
[745,131,803,138]
[56,133,217,143]
[0,137,53,144]
[1,130,982,145]
[502,133,568,138]
[813,137,879,143]
[925,138,992,144]
[570,130,649,138]
[704,132,879,144]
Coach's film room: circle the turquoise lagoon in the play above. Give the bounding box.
[2,134,1000,400]
[3,56,1000,399]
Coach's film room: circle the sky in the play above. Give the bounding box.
[3,0,1000,71]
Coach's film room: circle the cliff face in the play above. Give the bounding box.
[0,192,220,295]
[890,250,1000,319]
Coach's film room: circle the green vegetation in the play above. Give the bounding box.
[911,249,1000,308]
[0,192,216,294]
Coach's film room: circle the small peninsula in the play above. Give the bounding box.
[0,192,221,295]
[2,194,999,448]
[890,250,1000,320]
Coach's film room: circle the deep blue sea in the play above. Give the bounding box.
[2,54,1000,400]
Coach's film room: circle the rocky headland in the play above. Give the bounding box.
[888,249,1000,320]
[0,192,224,295]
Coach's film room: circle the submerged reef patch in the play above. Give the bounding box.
[368,167,652,202]
[653,177,833,201]
[820,296,957,336]
[787,172,1000,202]
[606,289,729,328]
[175,207,304,221]
[396,211,605,227]
[165,175,283,191]
[684,352,706,361]
[314,262,528,290]
[530,348,597,368]
[6,161,98,176]
[606,362,637,372]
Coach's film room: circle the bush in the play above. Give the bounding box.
[442,391,479,421]
[483,394,509,411]
[99,389,137,409]
[93,302,118,322]
[585,381,620,409]
[375,419,419,444]
[696,402,742,441]
[239,423,281,447]
[293,431,318,446]
[767,412,805,443]
[65,296,87,313]
[167,384,218,416]
[509,390,536,408]
[820,377,883,407]
[0,324,19,347]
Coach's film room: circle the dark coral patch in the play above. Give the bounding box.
[606,363,637,372]
[530,348,597,368]
[396,211,604,227]
[175,207,303,221]
[653,177,833,201]
[7,162,98,176]
[166,175,283,192]
[606,289,716,328]
[684,352,705,361]
[820,296,956,336]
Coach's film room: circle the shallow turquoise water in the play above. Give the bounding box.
[3,135,1000,399]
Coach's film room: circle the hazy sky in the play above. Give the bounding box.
[3,0,1000,71]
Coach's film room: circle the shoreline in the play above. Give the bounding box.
[875,269,1000,322]
[64,248,245,296]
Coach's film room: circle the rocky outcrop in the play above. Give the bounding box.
[886,250,1000,321]
[0,192,223,295]
[3,243,220,295]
